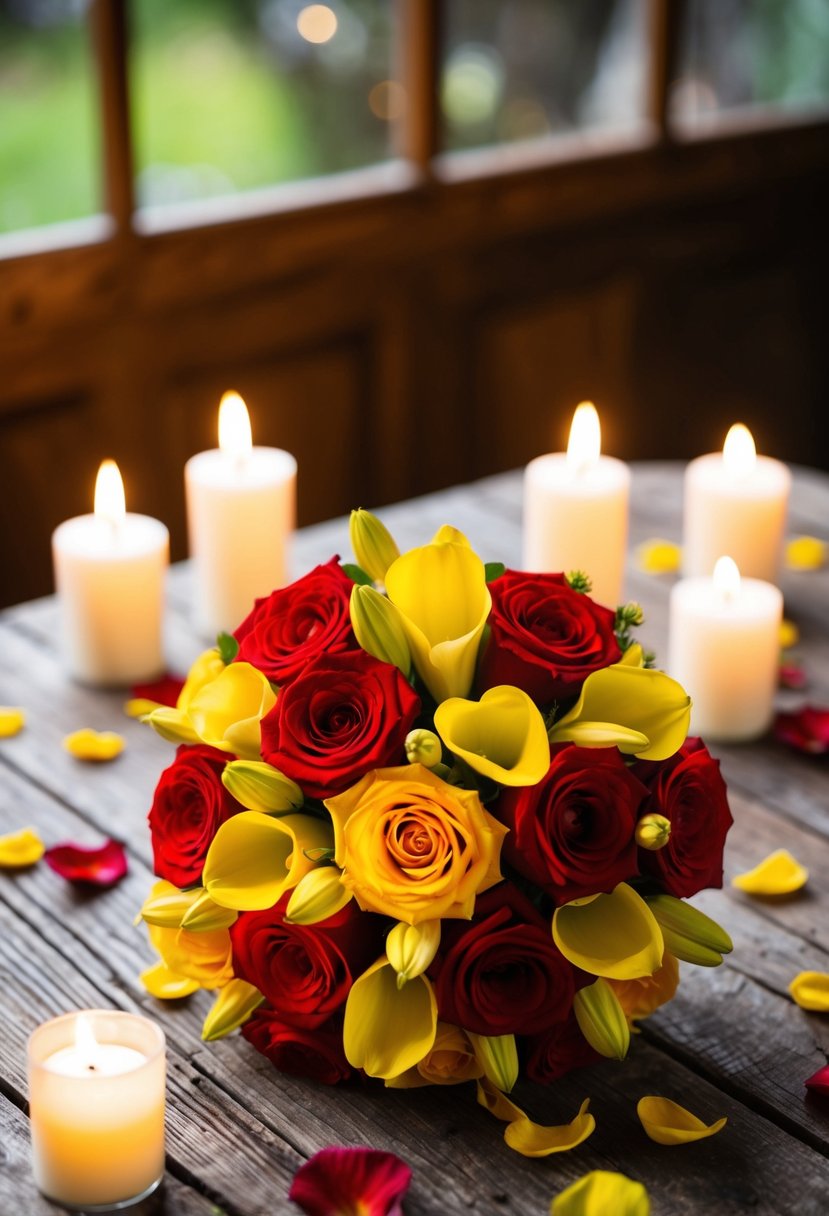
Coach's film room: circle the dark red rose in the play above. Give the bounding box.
[478,570,621,705]
[498,743,647,904]
[242,1008,352,1085]
[430,885,575,1037]
[524,1013,600,1085]
[632,737,733,898]
[234,558,359,685]
[230,892,383,1029]
[260,650,420,799]
[148,744,242,887]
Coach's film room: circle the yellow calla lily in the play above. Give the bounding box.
[0,826,45,868]
[788,971,829,1012]
[637,1096,727,1145]
[431,525,471,546]
[434,685,550,786]
[732,849,808,896]
[343,957,437,1080]
[551,1170,650,1216]
[549,665,690,761]
[140,961,200,1000]
[186,662,276,758]
[385,539,491,702]
[201,979,265,1041]
[0,707,25,737]
[63,728,125,761]
[553,883,664,980]
[178,648,227,710]
[203,810,333,911]
[476,1079,595,1158]
[619,643,646,668]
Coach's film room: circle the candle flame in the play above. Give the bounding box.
[722,423,756,477]
[713,555,741,603]
[74,1013,101,1069]
[94,460,126,525]
[218,391,252,461]
[566,401,601,473]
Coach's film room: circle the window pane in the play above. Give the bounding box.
[672,0,829,123]
[441,0,648,153]
[0,1,99,234]
[130,0,395,210]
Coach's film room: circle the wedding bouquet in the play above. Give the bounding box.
[137,512,733,1154]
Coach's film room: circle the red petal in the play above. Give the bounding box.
[44,839,128,887]
[779,662,808,691]
[289,1147,412,1216]
[130,674,185,708]
[774,706,829,755]
[805,1065,829,1096]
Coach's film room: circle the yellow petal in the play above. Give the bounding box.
[0,707,25,738]
[476,1076,527,1123]
[204,811,333,911]
[434,685,550,786]
[732,849,808,896]
[551,1170,650,1216]
[785,537,826,572]
[637,1096,727,1145]
[186,662,276,759]
[550,666,690,762]
[635,539,682,575]
[201,979,264,1041]
[284,867,353,925]
[553,883,664,980]
[504,1100,595,1158]
[63,728,125,762]
[431,525,471,546]
[619,644,645,669]
[788,970,829,1012]
[779,619,800,650]
[343,958,437,1079]
[0,826,45,868]
[177,647,226,711]
[140,960,200,1000]
[124,698,165,719]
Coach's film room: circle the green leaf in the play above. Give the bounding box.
[484,562,505,582]
[342,563,374,586]
[303,846,335,862]
[217,632,239,664]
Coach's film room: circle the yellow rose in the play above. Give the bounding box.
[186,662,276,758]
[145,883,234,990]
[608,951,680,1026]
[386,1022,483,1088]
[325,764,507,924]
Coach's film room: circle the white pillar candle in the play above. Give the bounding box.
[523,402,630,607]
[185,391,297,638]
[52,461,169,686]
[28,1010,166,1209]
[683,423,791,582]
[669,555,782,742]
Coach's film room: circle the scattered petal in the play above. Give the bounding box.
[551,1170,650,1216]
[289,1146,412,1216]
[779,619,800,650]
[131,674,185,708]
[44,838,128,886]
[476,1080,595,1158]
[0,707,25,738]
[0,827,45,868]
[637,1096,727,1145]
[804,1065,829,1096]
[635,539,682,575]
[63,728,125,762]
[779,661,808,691]
[774,706,829,755]
[140,960,200,1000]
[789,971,829,1012]
[785,537,826,572]
[732,849,808,896]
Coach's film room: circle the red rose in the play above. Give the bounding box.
[260,650,420,799]
[243,1009,351,1085]
[430,885,575,1037]
[148,744,242,887]
[524,1013,600,1085]
[234,558,359,685]
[478,570,621,705]
[498,744,647,904]
[632,737,733,898]
[230,892,383,1029]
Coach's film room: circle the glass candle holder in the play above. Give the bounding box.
[28,1010,166,1211]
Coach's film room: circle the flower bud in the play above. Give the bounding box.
[574,978,630,1060]
[180,888,240,931]
[201,979,264,1042]
[349,509,400,583]
[431,524,471,547]
[222,760,303,814]
[635,813,672,851]
[646,894,733,966]
[468,1032,519,1093]
[139,885,237,930]
[144,706,200,745]
[404,729,443,769]
[349,584,412,676]
[386,919,441,988]
[284,866,353,925]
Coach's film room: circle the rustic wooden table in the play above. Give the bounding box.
[1,464,828,1216]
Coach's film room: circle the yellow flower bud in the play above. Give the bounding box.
[222,760,303,813]
[349,509,400,583]
[387,920,441,988]
[180,888,240,931]
[646,894,733,967]
[350,585,412,676]
[284,867,353,925]
[404,729,442,768]
[139,881,237,931]
[468,1032,519,1094]
[573,978,630,1060]
[635,813,672,851]
[201,979,264,1042]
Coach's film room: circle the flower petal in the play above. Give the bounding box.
[789,971,829,1012]
[504,1100,595,1158]
[140,960,200,1000]
[204,811,333,911]
[785,537,826,571]
[779,661,808,691]
[553,883,664,980]
[44,838,128,886]
[434,685,550,786]
[289,1146,412,1216]
[635,539,682,575]
[732,849,808,896]
[551,1170,650,1216]
[0,827,45,868]
[774,706,829,755]
[0,707,25,738]
[637,1096,727,1145]
[63,728,125,762]
[779,618,800,650]
[804,1065,829,1096]
[344,958,437,1080]
[550,666,690,761]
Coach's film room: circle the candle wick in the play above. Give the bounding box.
[87,1063,97,1072]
